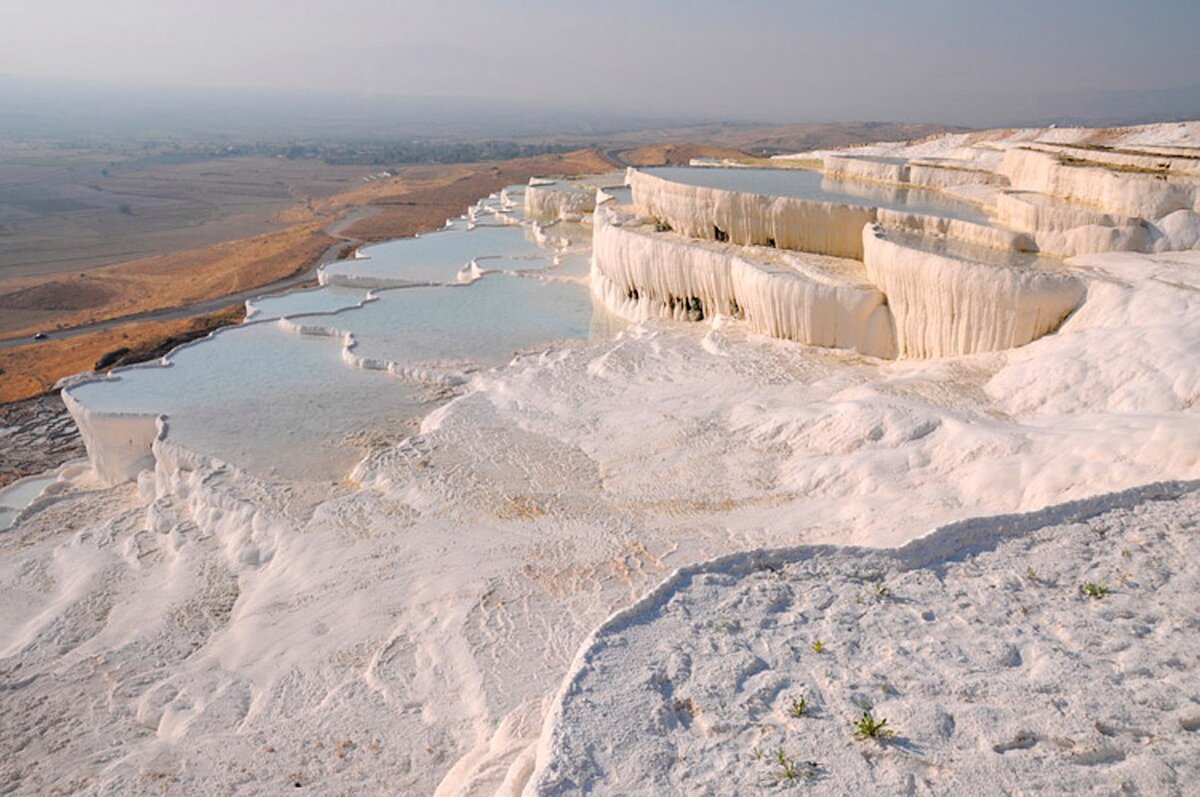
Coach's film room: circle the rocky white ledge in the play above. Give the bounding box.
[628,168,874,259]
[524,482,1200,796]
[591,206,895,357]
[862,224,1084,358]
[525,182,597,223]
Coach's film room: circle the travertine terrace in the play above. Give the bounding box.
[2,124,1198,796]
[589,126,1200,359]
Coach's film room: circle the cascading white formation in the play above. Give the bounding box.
[61,387,159,486]
[993,191,1150,257]
[610,163,1090,359]
[998,147,1200,218]
[861,225,1084,358]
[591,205,896,357]
[994,147,1200,255]
[628,168,874,259]
[524,182,596,222]
[607,126,1200,359]
[825,153,1008,191]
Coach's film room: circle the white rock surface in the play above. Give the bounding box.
[862,225,1085,358]
[591,206,895,357]
[3,123,1199,797]
[525,183,597,223]
[629,168,874,259]
[825,153,1007,191]
[998,148,1200,220]
[525,483,1200,796]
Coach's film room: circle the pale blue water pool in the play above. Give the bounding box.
[889,230,1066,270]
[321,219,547,285]
[67,206,615,483]
[69,323,422,481]
[643,166,991,225]
[248,285,369,320]
[601,186,634,205]
[556,252,592,278]
[0,473,60,531]
[339,273,604,377]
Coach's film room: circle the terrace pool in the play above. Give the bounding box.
[643,166,992,225]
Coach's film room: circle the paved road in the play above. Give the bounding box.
[601,148,633,169]
[0,207,379,351]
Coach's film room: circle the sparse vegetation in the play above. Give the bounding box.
[852,711,895,741]
[788,695,810,718]
[1080,581,1110,599]
[811,640,825,654]
[774,749,820,783]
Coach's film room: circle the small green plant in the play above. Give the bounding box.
[751,746,764,762]
[788,695,810,718]
[775,749,819,782]
[874,581,890,599]
[653,217,672,233]
[852,711,895,741]
[1026,566,1040,583]
[811,640,825,654]
[1080,581,1110,599]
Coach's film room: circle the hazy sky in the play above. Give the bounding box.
[3,0,1199,125]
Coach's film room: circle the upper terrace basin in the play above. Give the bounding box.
[643,166,991,225]
[886,230,1068,271]
[320,219,551,288]
[630,167,993,259]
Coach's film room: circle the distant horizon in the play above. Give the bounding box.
[1,73,1198,145]
[3,0,1198,133]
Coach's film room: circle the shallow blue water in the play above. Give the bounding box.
[339,272,604,374]
[643,167,991,225]
[70,322,423,481]
[0,473,59,530]
[889,230,1065,270]
[69,227,613,481]
[248,285,369,320]
[321,219,548,285]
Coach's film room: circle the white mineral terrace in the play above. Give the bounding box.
[606,125,1200,359]
[3,123,1198,796]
